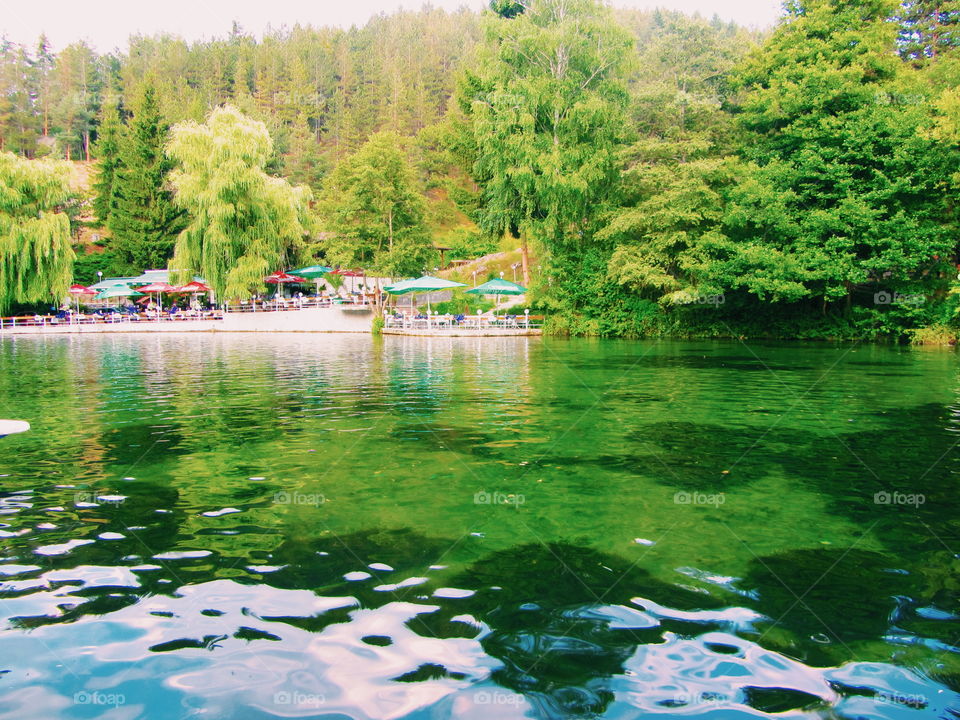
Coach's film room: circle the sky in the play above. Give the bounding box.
[2,0,782,53]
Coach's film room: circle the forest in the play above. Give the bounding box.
[1,0,960,341]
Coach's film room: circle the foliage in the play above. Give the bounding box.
[91,101,121,226]
[168,105,313,300]
[107,83,185,272]
[71,247,121,286]
[459,0,634,292]
[3,4,960,339]
[0,152,74,313]
[319,131,433,277]
[910,325,958,345]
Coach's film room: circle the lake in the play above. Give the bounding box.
[1,334,958,719]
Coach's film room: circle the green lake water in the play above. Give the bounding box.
[0,334,959,718]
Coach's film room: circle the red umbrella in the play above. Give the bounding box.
[176,281,211,293]
[332,268,365,298]
[67,284,97,314]
[136,282,178,317]
[265,273,306,303]
[136,282,178,293]
[264,272,307,284]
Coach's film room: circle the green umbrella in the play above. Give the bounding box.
[466,278,527,317]
[94,287,144,301]
[291,265,333,278]
[384,275,467,314]
[290,265,333,296]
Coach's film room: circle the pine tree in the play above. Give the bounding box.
[899,0,960,65]
[107,83,184,272]
[91,101,121,226]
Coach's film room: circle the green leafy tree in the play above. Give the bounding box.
[0,152,75,312]
[91,101,121,226]
[108,83,185,272]
[168,105,313,300]
[602,12,756,306]
[459,0,633,289]
[731,0,959,309]
[320,130,432,277]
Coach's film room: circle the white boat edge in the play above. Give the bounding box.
[0,420,30,438]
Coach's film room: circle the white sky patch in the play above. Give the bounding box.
[3,0,781,53]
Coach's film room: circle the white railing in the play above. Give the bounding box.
[384,313,542,331]
[0,311,223,330]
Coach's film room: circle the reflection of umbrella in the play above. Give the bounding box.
[290,266,332,296]
[466,278,527,316]
[384,275,467,313]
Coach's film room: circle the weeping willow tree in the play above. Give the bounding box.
[167,105,313,300]
[0,152,75,314]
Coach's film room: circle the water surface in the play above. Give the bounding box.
[1,335,958,718]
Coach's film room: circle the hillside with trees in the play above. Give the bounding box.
[1,0,959,341]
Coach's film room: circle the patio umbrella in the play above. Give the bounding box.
[466,278,527,317]
[290,266,333,296]
[68,284,97,313]
[136,282,178,316]
[176,280,211,294]
[175,281,212,310]
[94,287,144,301]
[384,275,467,313]
[332,268,365,297]
[265,272,307,300]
